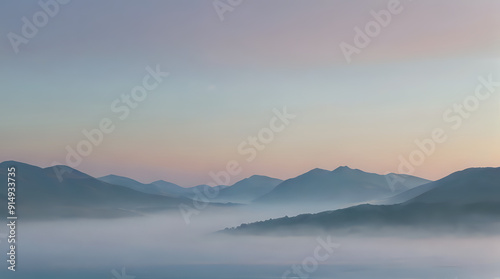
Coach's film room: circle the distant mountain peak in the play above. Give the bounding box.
[0,160,22,165]
[1,160,44,170]
[334,165,352,170]
[248,174,272,179]
[214,175,283,204]
[151,180,168,184]
[150,180,182,186]
[101,174,130,180]
[305,168,330,175]
[332,165,365,175]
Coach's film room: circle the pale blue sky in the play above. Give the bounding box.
[1,0,499,186]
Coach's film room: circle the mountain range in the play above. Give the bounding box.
[0,161,201,219]
[0,161,434,220]
[98,174,280,203]
[255,166,430,206]
[101,167,428,207]
[98,175,228,199]
[4,160,496,228]
[222,167,500,236]
[0,161,283,219]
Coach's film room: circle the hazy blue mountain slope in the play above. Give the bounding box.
[99,175,167,196]
[376,182,439,205]
[407,167,500,204]
[215,175,282,203]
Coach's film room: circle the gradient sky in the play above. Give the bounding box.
[1,0,500,186]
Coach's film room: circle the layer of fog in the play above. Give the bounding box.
[6,206,500,278]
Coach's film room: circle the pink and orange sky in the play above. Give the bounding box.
[1,0,500,186]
